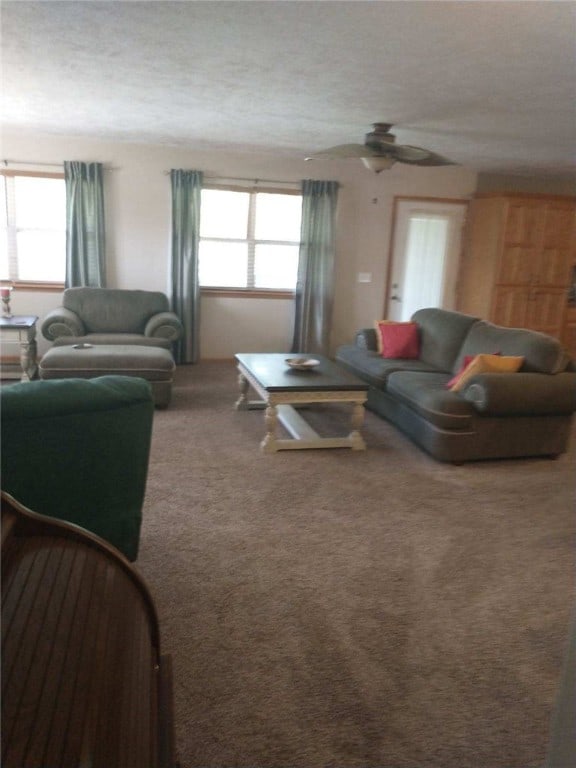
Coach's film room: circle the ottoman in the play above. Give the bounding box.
[39,343,176,407]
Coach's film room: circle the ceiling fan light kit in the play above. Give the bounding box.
[361,156,396,173]
[306,122,456,173]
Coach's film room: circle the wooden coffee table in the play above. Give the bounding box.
[235,353,369,453]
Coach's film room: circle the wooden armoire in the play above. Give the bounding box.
[457,193,576,356]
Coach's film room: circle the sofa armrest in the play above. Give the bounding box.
[41,307,86,341]
[144,312,183,342]
[463,372,576,415]
[355,328,378,352]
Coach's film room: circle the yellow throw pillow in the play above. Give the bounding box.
[450,354,524,392]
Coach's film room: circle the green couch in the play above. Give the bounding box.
[336,308,576,463]
[0,375,154,560]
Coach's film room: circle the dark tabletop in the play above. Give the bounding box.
[0,315,39,329]
[235,353,368,392]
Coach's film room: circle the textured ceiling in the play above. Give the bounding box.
[2,0,576,178]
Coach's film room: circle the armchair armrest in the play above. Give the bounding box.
[41,307,86,341]
[355,328,378,352]
[463,372,576,415]
[144,311,183,342]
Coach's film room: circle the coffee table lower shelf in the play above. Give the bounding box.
[235,360,368,453]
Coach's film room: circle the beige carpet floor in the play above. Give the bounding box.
[136,361,575,768]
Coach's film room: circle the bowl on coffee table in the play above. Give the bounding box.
[285,357,321,371]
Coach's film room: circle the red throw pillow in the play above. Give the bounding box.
[446,355,475,389]
[376,321,420,359]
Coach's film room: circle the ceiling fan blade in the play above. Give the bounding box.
[393,146,456,166]
[390,144,431,162]
[306,143,378,160]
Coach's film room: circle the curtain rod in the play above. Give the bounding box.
[205,176,300,187]
[3,160,63,168]
[2,160,118,170]
[164,171,301,187]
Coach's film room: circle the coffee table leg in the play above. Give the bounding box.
[349,402,366,450]
[261,404,278,453]
[235,372,250,410]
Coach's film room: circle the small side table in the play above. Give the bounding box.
[0,315,39,381]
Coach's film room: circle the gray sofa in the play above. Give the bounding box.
[335,308,576,463]
[41,287,183,349]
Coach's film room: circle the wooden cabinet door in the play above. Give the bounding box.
[527,288,570,336]
[562,307,576,358]
[536,203,576,287]
[493,286,567,336]
[498,201,543,285]
[491,286,530,328]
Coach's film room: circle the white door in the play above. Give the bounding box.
[387,199,468,321]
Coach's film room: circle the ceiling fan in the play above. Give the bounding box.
[306,123,456,172]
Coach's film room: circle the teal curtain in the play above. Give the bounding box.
[292,179,339,354]
[64,161,106,287]
[170,169,203,364]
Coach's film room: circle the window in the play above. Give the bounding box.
[199,187,302,291]
[0,172,66,285]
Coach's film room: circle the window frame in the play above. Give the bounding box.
[0,169,66,291]
[199,183,301,298]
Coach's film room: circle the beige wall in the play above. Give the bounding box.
[3,131,481,358]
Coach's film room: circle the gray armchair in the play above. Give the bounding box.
[41,287,183,350]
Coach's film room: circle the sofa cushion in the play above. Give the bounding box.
[336,345,440,388]
[53,334,172,349]
[386,370,475,430]
[411,308,480,372]
[456,321,565,374]
[63,287,169,334]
